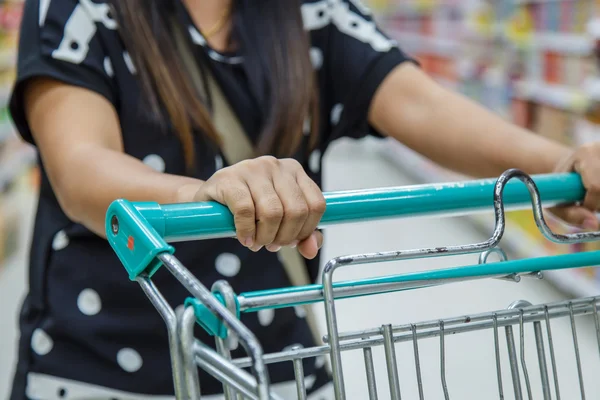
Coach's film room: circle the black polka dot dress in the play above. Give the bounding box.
[8,0,412,398]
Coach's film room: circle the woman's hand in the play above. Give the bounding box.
[551,143,600,231]
[193,156,326,259]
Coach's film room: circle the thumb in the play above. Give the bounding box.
[550,206,599,231]
[297,231,323,260]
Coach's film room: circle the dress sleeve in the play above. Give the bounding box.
[312,0,417,143]
[9,0,117,145]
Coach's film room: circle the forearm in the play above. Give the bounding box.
[55,146,203,237]
[24,79,205,238]
[371,64,573,178]
[411,88,571,177]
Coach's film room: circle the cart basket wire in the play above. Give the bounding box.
[105,169,600,400]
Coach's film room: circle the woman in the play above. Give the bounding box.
[8,0,600,398]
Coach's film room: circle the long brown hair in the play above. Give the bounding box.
[110,0,319,170]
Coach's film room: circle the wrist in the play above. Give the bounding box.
[173,182,204,203]
[521,139,573,175]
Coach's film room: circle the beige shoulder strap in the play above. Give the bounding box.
[172,24,323,344]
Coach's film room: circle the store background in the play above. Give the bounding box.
[2,0,600,398]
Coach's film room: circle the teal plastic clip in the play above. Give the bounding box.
[105,200,174,281]
[185,294,241,339]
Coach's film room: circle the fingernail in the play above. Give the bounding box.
[290,240,299,248]
[244,237,254,248]
[250,245,263,252]
[267,244,282,252]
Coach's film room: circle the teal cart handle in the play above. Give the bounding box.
[106,173,584,281]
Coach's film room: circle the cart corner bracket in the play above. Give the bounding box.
[185,294,240,339]
[106,199,174,281]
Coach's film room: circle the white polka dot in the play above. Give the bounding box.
[215,154,224,170]
[52,230,69,251]
[215,253,241,277]
[143,154,165,173]
[123,51,137,74]
[315,355,326,369]
[283,343,304,352]
[103,56,114,77]
[258,309,275,326]
[31,329,53,356]
[331,104,344,125]
[309,150,321,173]
[117,348,143,372]
[294,306,307,318]
[310,47,323,69]
[77,289,102,316]
[305,374,317,390]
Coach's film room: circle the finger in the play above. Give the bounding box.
[583,190,600,214]
[295,173,326,241]
[576,160,600,212]
[550,206,599,230]
[216,180,256,248]
[246,176,283,251]
[269,169,308,250]
[297,231,323,259]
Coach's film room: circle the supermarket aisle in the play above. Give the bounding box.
[0,137,598,399]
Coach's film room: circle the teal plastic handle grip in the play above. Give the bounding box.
[105,173,584,280]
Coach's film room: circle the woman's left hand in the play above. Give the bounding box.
[551,142,600,230]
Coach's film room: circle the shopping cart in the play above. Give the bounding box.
[106,169,600,400]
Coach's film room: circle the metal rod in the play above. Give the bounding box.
[178,305,202,400]
[383,324,402,400]
[593,302,600,360]
[213,280,241,400]
[240,274,501,312]
[329,297,600,343]
[533,320,551,400]
[363,346,378,400]
[292,346,307,400]
[492,314,505,400]
[544,306,561,400]
[322,258,346,400]
[569,302,586,400]
[440,320,450,400]
[137,277,187,399]
[505,325,523,400]
[193,342,284,400]
[518,310,533,400]
[231,299,599,369]
[411,324,424,400]
[159,253,271,400]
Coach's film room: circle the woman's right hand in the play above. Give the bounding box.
[192,156,326,259]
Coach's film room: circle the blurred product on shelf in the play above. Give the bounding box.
[0,0,35,273]
[371,0,600,297]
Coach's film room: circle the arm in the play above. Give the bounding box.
[25,78,203,237]
[25,78,325,257]
[368,63,600,228]
[368,63,571,178]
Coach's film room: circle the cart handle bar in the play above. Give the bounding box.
[105,172,584,282]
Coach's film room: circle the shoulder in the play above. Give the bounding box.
[301,0,377,27]
[23,0,117,33]
[301,0,396,52]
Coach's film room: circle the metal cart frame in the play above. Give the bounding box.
[106,169,600,399]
